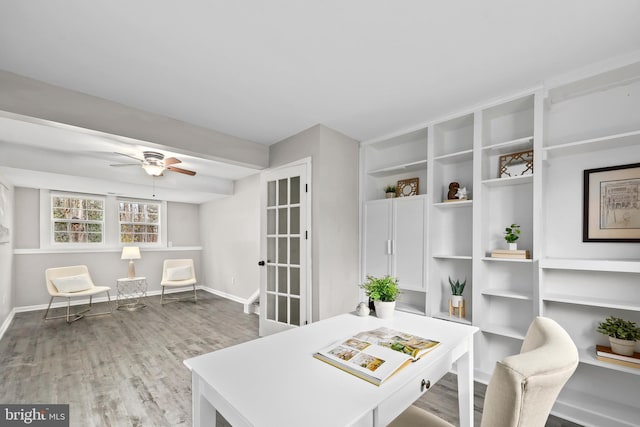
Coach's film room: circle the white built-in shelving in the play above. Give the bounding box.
[540,67,640,427]
[360,61,640,427]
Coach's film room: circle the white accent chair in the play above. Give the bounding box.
[160,259,197,304]
[44,265,113,323]
[389,317,579,427]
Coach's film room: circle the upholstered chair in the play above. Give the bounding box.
[390,316,579,427]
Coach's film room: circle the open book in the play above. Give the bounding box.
[313,327,440,386]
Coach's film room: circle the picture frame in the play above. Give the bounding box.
[499,150,533,178]
[583,162,640,242]
[397,178,419,197]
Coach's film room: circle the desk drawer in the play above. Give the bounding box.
[375,355,452,426]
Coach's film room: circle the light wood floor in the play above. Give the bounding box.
[0,292,581,427]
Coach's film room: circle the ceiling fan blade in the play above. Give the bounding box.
[167,166,196,176]
[114,152,144,162]
[164,157,181,166]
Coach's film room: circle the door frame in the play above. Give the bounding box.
[259,157,312,335]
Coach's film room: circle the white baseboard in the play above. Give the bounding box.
[0,309,16,343]
[201,286,259,314]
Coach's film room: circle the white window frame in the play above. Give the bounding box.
[40,191,167,250]
[117,198,164,247]
[47,191,106,247]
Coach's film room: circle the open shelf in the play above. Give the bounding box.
[544,129,640,159]
[433,148,473,164]
[578,347,640,376]
[540,258,640,273]
[482,257,532,263]
[433,312,472,325]
[542,293,640,312]
[433,200,473,208]
[481,288,532,300]
[482,136,533,154]
[555,388,640,427]
[481,324,526,340]
[482,174,533,187]
[433,254,472,260]
[367,159,427,177]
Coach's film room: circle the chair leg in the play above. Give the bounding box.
[161,286,165,305]
[193,284,197,303]
[43,297,54,320]
[43,293,113,323]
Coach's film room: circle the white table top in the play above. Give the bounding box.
[184,312,478,427]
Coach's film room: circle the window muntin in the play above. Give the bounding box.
[51,195,104,244]
[119,200,160,244]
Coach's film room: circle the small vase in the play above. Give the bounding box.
[373,300,396,319]
[609,336,637,356]
[508,242,517,251]
[385,192,396,199]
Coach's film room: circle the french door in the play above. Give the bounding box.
[259,160,310,336]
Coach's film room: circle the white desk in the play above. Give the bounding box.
[184,312,479,427]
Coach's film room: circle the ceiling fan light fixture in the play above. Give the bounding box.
[142,163,165,176]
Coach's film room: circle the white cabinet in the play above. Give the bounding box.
[363,196,427,292]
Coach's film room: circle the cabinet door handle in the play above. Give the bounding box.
[421,379,431,392]
[386,240,392,255]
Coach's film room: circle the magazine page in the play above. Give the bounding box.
[353,327,440,359]
[314,335,412,385]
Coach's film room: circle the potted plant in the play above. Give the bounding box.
[384,185,397,198]
[448,277,466,318]
[360,275,400,319]
[597,316,640,356]
[504,223,521,250]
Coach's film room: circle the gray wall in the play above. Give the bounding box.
[199,174,260,300]
[12,187,202,307]
[269,124,360,321]
[0,175,14,327]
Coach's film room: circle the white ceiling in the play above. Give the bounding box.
[0,1,639,202]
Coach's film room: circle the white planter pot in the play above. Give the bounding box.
[508,242,518,251]
[451,295,463,308]
[374,300,396,319]
[609,336,637,356]
[385,192,396,199]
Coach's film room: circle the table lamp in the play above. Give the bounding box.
[121,246,141,278]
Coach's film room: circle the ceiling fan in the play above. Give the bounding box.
[111,151,196,176]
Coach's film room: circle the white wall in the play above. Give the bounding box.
[199,174,260,300]
[269,124,360,320]
[0,175,14,330]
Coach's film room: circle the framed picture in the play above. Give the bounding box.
[583,162,640,242]
[499,150,533,178]
[397,178,419,197]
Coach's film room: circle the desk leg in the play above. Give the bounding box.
[456,336,474,427]
[192,373,217,427]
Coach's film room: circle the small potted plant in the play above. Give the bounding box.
[384,185,397,198]
[597,316,640,356]
[504,223,521,250]
[448,277,466,318]
[360,275,400,319]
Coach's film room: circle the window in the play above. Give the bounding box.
[118,200,160,244]
[51,195,104,244]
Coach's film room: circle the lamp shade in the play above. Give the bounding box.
[121,246,141,260]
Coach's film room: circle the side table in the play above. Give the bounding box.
[116,277,147,310]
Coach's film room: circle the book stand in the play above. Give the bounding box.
[449,298,466,318]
